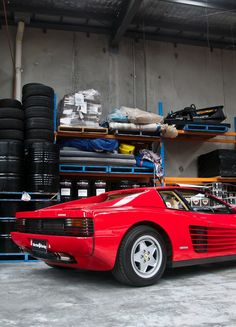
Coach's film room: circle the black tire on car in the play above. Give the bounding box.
[0,118,24,130]
[25,118,54,130]
[23,96,54,109]
[0,108,24,120]
[0,130,24,141]
[25,106,53,119]
[22,84,54,99]
[0,99,22,109]
[112,225,167,286]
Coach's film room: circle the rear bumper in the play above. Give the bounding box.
[25,249,76,263]
[11,232,94,268]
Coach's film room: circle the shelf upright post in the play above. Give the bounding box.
[54,93,57,144]
[158,102,165,185]
[234,117,236,149]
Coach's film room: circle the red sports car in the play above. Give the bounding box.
[11,187,236,286]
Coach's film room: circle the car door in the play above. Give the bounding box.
[177,189,236,258]
[158,190,211,260]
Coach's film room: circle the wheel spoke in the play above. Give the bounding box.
[139,241,147,252]
[139,260,149,273]
[146,244,157,256]
[148,256,157,267]
[134,252,142,263]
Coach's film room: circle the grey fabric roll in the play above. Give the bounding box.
[60,156,136,166]
[60,148,135,160]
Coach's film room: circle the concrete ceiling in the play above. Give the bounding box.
[1,0,236,49]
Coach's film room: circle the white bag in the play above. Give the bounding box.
[120,106,163,124]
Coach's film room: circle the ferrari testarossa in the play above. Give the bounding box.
[11,187,236,286]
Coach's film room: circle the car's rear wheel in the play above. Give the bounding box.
[113,226,167,286]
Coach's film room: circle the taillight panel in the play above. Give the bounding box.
[16,218,94,237]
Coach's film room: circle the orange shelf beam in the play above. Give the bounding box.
[177,130,236,144]
[178,131,236,137]
[164,176,236,185]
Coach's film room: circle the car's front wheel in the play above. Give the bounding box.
[113,225,167,286]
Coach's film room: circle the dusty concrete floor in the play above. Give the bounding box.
[0,261,236,327]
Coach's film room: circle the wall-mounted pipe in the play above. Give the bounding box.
[14,21,25,101]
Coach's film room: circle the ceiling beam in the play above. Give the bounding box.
[126,30,234,49]
[2,19,111,35]
[110,0,144,47]
[161,0,236,11]
[3,4,114,22]
[133,19,236,39]
[1,14,235,50]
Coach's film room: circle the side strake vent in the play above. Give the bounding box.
[190,225,236,253]
[189,225,208,253]
[16,218,94,237]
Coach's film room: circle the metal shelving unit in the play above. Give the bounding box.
[56,102,165,184]
[164,117,236,185]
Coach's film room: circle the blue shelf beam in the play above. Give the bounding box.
[158,101,165,178]
[60,164,153,174]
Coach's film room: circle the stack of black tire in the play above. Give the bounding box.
[22,83,59,195]
[0,99,24,192]
[0,99,25,253]
[25,142,59,194]
[22,83,55,144]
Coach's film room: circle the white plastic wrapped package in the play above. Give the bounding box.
[59,89,102,127]
[109,122,161,132]
[109,122,178,138]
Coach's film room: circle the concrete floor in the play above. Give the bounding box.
[1,262,236,327]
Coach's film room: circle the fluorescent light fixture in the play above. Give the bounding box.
[164,0,236,10]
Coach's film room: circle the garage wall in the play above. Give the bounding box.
[1,27,235,176]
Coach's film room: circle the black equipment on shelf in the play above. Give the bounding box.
[165,104,227,126]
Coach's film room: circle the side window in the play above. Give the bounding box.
[178,190,231,214]
[159,191,188,211]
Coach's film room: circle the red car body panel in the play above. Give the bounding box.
[11,187,236,271]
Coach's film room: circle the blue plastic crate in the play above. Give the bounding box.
[183,124,229,133]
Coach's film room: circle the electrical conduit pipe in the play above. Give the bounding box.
[14,21,25,101]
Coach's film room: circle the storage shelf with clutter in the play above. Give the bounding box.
[56,90,236,204]
[56,91,174,199]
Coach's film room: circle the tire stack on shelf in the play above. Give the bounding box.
[22,83,59,203]
[22,83,55,144]
[0,99,24,192]
[0,99,25,254]
[25,142,59,194]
